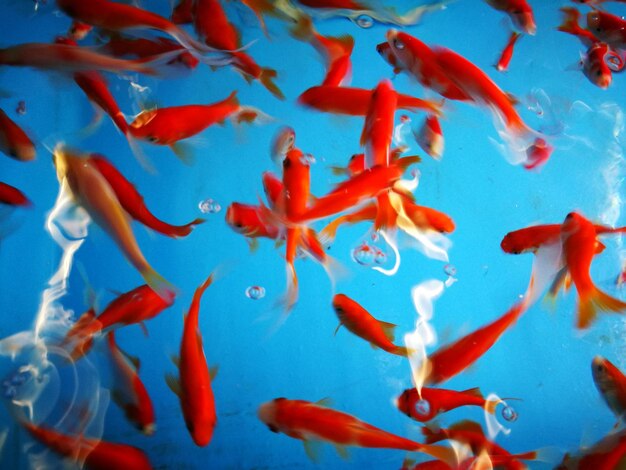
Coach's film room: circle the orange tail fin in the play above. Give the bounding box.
[577,286,626,329]
[260,68,284,100]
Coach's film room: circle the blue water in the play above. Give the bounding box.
[2,0,626,468]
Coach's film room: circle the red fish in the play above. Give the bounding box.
[561,212,626,328]
[587,9,626,49]
[485,0,536,35]
[295,0,369,9]
[592,356,626,421]
[193,0,284,98]
[166,274,217,447]
[171,0,193,24]
[68,21,93,40]
[425,302,526,385]
[0,182,31,207]
[107,331,155,435]
[0,108,35,161]
[495,31,521,72]
[128,91,248,148]
[558,7,600,48]
[558,429,626,469]
[298,86,441,116]
[332,294,409,356]
[63,284,173,359]
[90,155,204,237]
[23,421,153,470]
[500,224,562,254]
[225,202,281,242]
[414,114,444,160]
[103,35,199,70]
[258,398,455,464]
[361,79,397,168]
[396,387,502,422]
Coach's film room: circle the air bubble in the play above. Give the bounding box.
[374,249,387,265]
[443,264,457,277]
[502,405,518,422]
[352,243,375,266]
[415,399,430,416]
[370,232,379,242]
[245,285,266,300]
[355,14,374,28]
[199,198,221,214]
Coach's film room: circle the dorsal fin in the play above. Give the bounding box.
[378,320,397,342]
[450,419,484,436]
[315,397,333,408]
[460,387,483,399]
[165,373,182,398]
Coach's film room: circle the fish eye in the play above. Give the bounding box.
[146,135,158,143]
[596,364,605,373]
[283,157,291,169]
[268,424,279,433]
[393,38,405,50]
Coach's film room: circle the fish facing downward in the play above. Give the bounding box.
[592,356,626,422]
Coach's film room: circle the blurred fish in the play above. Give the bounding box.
[270,127,295,164]
[592,356,626,423]
[485,0,536,35]
[171,0,193,24]
[558,7,599,48]
[0,108,35,161]
[68,20,93,41]
[332,293,410,356]
[257,397,455,464]
[558,428,626,469]
[587,9,626,49]
[361,79,397,169]
[414,114,444,160]
[166,274,217,447]
[495,31,521,72]
[103,35,200,70]
[107,331,156,435]
[0,182,31,207]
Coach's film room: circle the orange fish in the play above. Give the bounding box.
[361,79,397,169]
[226,202,281,241]
[558,7,600,48]
[298,86,441,116]
[500,224,562,254]
[495,31,521,72]
[425,302,526,385]
[0,108,35,161]
[107,331,156,435]
[53,147,176,302]
[485,0,536,35]
[90,155,204,237]
[128,91,248,149]
[592,356,626,422]
[414,114,444,160]
[558,428,626,469]
[193,0,284,98]
[396,387,502,422]
[587,9,626,49]
[561,212,626,328]
[166,274,217,447]
[23,421,152,470]
[258,398,454,464]
[0,182,31,207]
[332,293,409,356]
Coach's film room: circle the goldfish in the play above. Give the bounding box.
[332,293,409,356]
[90,155,204,237]
[423,420,543,469]
[587,9,626,49]
[396,387,502,422]
[193,0,284,98]
[495,32,521,72]
[592,356,626,422]
[0,182,31,207]
[63,284,173,360]
[226,202,281,242]
[53,147,176,302]
[524,137,554,170]
[23,421,153,470]
[558,7,600,48]
[103,35,199,70]
[107,331,155,435]
[414,114,444,160]
[558,429,626,469]
[561,211,626,328]
[128,91,253,150]
[240,0,285,37]
[485,0,536,35]
[258,397,455,464]
[298,86,441,116]
[166,274,217,447]
[0,42,158,75]
[425,302,526,385]
[361,79,397,169]
[270,127,296,164]
[68,21,93,41]
[55,0,216,55]
[0,108,35,161]
[500,224,562,254]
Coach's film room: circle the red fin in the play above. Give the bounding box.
[461,387,484,399]
[577,287,626,329]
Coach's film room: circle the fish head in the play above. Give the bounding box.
[270,126,296,164]
[386,30,428,78]
[258,399,282,433]
[225,203,258,235]
[592,356,622,395]
[509,8,536,35]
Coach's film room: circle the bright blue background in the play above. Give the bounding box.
[2,0,626,468]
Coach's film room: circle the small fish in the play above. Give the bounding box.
[485,0,536,35]
[332,293,410,356]
[592,356,626,422]
[558,428,626,469]
[414,114,444,160]
[107,331,156,435]
[0,182,31,207]
[561,211,626,328]
[68,20,93,40]
[425,302,526,385]
[361,79,397,169]
[558,7,600,48]
[258,398,455,465]
[53,147,176,302]
[298,86,441,116]
[90,155,204,237]
[581,42,613,89]
[396,387,502,422]
[524,137,554,170]
[23,421,152,469]
[270,127,296,165]
[0,108,35,161]
[166,274,217,447]
[495,31,521,72]
[500,224,562,254]
[587,9,626,49]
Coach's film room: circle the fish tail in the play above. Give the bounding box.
[557,7,583,36]
[142,267,177,304]
[126,128,157,174]
[260,68,284,100]
[319,217,344,245]
[420,425,444,445]
[173,218,206,238]
[577,286,626,329]
[413,443,457,469]
[289,14,314,41]
[391,345,411,357]
[374,192,397,231]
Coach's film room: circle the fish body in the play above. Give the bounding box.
[485,0,536,35]
[0,182,31,207]
[592,356,626,420]
[587,10,626,49]
[414,114,444,160]
[0,108,35,161]
[496,32,521,72]
[361,79,397,168]
[397,387,499,422]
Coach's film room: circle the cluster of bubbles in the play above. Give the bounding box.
[352,242,387,266]
[198,198,221,214]
[245,285,266,300]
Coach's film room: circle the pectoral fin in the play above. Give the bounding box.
[165,373,182,398]
[303,440,322,463]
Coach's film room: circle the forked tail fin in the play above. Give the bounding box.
[577,286,626,329]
